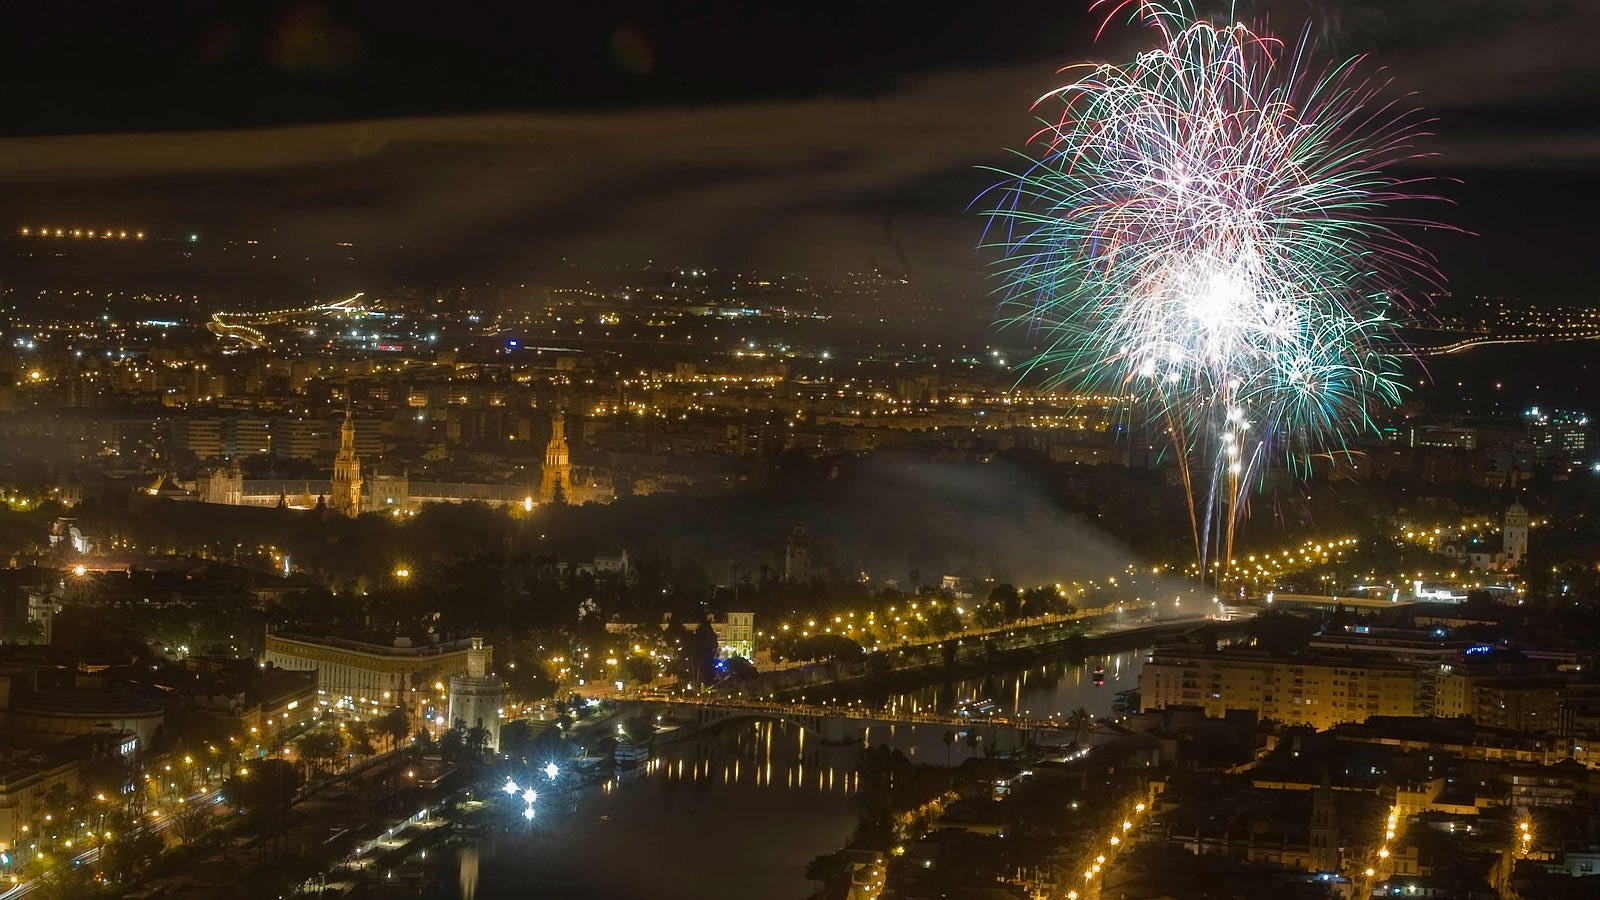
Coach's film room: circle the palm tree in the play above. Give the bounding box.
[1068,706,1094,747]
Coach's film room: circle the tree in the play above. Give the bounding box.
[863,651,892,678]
[621,714,656,744]
[500,719,538,762]
[805,852,850,885]
[347,721,376,758]
[375,707,410,751]
[987,583,1021,623]
[1068,706,1094,747]
[1023,585,1061,617]
[685,621,719,684]
[411,727,436,754]
[100,827,165,880]
[620,655,656,686]
[298,729,344,777]
[221,759,302,817]
[854,745,914,848]
[791,633,863,662]
[464,725,492,762]
[29,862,109,900]
[438,720,466,762]
[973,599,1009,629]
[503,663,557,704]
[925,604,961,637]
[171,795,214,844]
[723,656,759,681]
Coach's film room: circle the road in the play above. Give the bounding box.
[0,788,224,900]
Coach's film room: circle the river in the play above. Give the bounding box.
[418,646,1149,900]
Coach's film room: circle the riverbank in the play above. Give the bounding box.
[750,614,1238,700]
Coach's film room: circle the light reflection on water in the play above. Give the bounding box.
[433,649,1148,899]
[817,645,1148,725]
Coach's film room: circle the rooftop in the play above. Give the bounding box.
[267,632,479,659]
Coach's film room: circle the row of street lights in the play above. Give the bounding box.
[1067,799,1147,899]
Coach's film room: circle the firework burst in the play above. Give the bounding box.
[980,0,1445,579]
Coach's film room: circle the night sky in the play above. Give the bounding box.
[0,0,1596,304]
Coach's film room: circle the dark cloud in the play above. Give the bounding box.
[0,64,1050,297]
[0,1,1593,301]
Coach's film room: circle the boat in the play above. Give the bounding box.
[613,738,651,768]
[1092,665,1105,685]
[1112,689,1140,714]
[954,698,1000,719]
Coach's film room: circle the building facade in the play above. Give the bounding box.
[1503,503,1529,567]
[1139,649,1421,731]
[330,407,363,517]
[447,638,504,752]
[713,612,756,660]
[540,410,572,503]
[262,633,479,714]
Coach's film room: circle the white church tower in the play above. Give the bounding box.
[1502,503,1529,568]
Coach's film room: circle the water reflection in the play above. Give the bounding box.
[814,646,1148,725]
[437,649,1148,899]
[457,844,477,900]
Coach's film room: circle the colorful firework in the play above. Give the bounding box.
[979,0,1444,579]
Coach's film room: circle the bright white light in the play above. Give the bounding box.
[502,778,519,796]
[543,763,560,781]
[521,789,537,805]
[522,805,535,821]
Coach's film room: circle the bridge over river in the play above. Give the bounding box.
[620,695,1083,750]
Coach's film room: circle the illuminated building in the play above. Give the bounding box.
[1139,649,1421,731]
[1502,503,1529,567]
[447,638,504,751]
[1408,425,1477,450]
[170,416,225,459]
[1525,407,1589,465]
[713,612,756,660]
[330,406,363,517]
[263,632,480,713]
[195,459,244,505]
[1431,665,1563,733]
[539,409,572,503]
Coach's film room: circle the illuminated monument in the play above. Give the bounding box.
[330,406,364,517]
[447,637,504,752]
[539,410,572,504]
[1503,503,1529,568]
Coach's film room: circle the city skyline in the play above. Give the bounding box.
[3,4,1600,899]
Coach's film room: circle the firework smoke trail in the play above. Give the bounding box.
[979,0,1445,583]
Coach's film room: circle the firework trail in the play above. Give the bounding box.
[979,0,1445,581]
